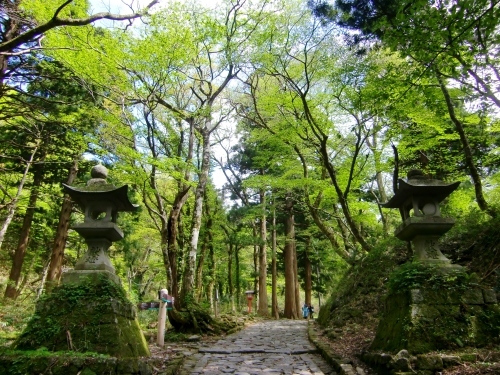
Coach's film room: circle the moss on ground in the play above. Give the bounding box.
[0,348,184,375]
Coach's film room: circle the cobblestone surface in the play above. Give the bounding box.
[181,320,337,375]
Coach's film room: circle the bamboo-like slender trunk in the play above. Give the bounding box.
[0,142,39,251]
[5,161,44,299]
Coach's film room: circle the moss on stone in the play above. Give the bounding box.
[371,287,500,354]
[15,274,150,358]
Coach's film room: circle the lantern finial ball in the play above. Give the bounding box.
[91,164,108,179]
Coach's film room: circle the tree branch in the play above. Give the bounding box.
[0,0,159,54]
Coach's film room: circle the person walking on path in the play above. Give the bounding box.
[308,304,315,320]
[302,303,309,319]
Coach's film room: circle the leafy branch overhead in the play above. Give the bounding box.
[0,0,158,55]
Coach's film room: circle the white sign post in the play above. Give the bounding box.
[157,289,169,346]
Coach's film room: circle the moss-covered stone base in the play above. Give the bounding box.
[15,274,150,358]
[371,287,500,354]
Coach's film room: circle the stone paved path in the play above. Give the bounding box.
[181,320,337,375]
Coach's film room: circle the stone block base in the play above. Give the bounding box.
[371,287,500,354]
[16,275,149,358]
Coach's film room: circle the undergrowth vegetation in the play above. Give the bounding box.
[317,237,408,328]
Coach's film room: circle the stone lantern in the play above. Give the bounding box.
[15,165,150,359]
[382,170,460,266]
[62,164,138,284]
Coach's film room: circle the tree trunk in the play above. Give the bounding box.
[227,242,234,312]
[252,223,258,312]
[208,237,216,312]
[257,187,268,316]
[195,192,213,302]
[195,232,209,302]
[36,258,51,300]
[320,138,372,253]
[46,157,79,288]
[5,161,44,299]
[293,239,301,316]
[235,245,241,311]
[304,237,312,305]
[164,186,190,308]
[435,70,495,217]
[271,200,279,319]
[0,142,39,251]
[296,149,351,262]
[284,192,298,319]
[180,129,211,303]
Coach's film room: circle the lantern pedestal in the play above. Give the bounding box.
[394,216,461,267]
[370,286,499,354]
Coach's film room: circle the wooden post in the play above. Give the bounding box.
[214,289,219,317]
[157,288,169,347]
[157,300,166,346]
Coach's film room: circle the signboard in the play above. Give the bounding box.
[138,302,160,310]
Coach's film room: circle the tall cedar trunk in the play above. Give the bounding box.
[284,193,298,318]
[271,202,279,319]
[252,223,258,312]
[235,246,241,310]
[436,71,495,217]
[227,243,234,311]
[305,237,312,305]
[293,239,301,315]
[258,187,268,316]
[46,157,79,288]
[180,129,211,303]
[5,162,44,299]
[0,142,39,251]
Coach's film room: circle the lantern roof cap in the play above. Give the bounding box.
[62,164,138,212]
[63,184,139,212]
[382,171,460,209]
